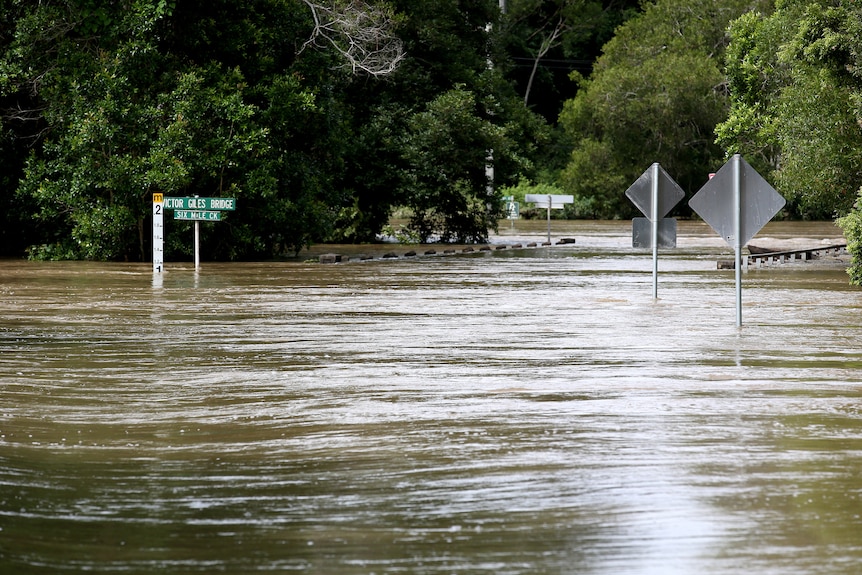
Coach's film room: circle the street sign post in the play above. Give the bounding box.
[625,163,685,222]
[689,154,785,326]
[503,195,519,228]
[525,194,574,243]
[506,201,519,219]
[154,196,237,272]
[624,163,685,298]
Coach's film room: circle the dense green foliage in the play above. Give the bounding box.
[558,0,771,219]
[0,0,550,259]
[2,0,862,275]
[717,0,862,220]
[716,0,862,282]
[1,0,338,259]
[499,0,639,121]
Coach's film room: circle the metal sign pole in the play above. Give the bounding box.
[733,154,742,327]
[650,163,659,299]
[194,220,200,270]
[193,195,200,271]
[546,194,552,244]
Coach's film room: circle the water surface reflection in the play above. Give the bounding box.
[2,222,862,574]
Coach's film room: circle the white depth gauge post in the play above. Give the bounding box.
[153,193,164,274]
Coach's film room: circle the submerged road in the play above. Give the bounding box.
[2,220,861,574]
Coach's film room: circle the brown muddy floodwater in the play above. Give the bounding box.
[2,220,862,574]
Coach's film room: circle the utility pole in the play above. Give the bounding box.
[485,1,507,197]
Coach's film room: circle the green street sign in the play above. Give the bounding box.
[506,201,519,219]
[174,210,222,221]
[164,197,237,211]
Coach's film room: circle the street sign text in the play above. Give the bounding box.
[164,197,236,211]
[174,210,222,221]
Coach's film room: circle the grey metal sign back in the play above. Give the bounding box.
[689,155,785,248]
[688,154,786,326]
[632,217,676,248]
[525,194,574,209]
[625,164,685,221]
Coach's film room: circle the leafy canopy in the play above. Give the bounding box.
[558,0,770,219]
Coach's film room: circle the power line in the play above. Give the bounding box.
[509,56,594,70]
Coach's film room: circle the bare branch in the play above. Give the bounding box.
[300,0,405,76]
[524,16,567,106]
[3,103,48,123]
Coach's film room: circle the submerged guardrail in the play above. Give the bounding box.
[317,238,578,263]
[717,244,847,269]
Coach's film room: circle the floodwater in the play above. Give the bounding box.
[3,220,862,574]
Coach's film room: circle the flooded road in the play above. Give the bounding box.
[3,221,862,574]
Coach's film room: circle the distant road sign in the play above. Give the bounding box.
[506,201,519,219]
[174,210,222,221]
[165,197,236,211]
[525,194,574,242]
[623,163,683,298]
[525,194,574,209]
[156,196,235,273]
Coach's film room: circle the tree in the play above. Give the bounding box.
[3,0,640,257]
[716,0,862,282]
[713,10,784,179]
[0,0,405,259]
[160,0,354,258]
[717,0,862,220]
[330,0,549,244]
[400,86,529,242]
[300,0,405,76]
[500,0,640,121]
[558,0,770,219]
[4,1,180,260]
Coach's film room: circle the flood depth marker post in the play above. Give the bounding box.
[153,193,164,273]
[525,194,574,243]
[624,163,684,298]
[689,154,785,326]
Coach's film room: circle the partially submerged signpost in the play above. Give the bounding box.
[689,154,785,326]
[624,163,685,298]
[153,194,165,274]
[503,195,519,229]
[525,194,574,243]
[152,194,237,272]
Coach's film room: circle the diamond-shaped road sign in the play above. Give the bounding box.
[689,155,785,248]
[624,163,684,299]
[625,164,685,221]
